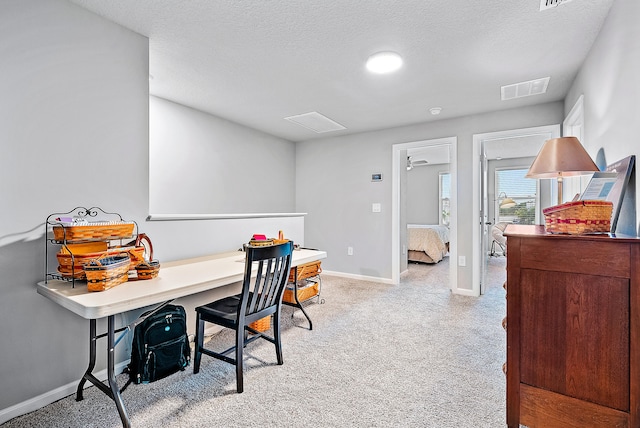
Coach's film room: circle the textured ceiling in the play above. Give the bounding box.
[68,0,615,142]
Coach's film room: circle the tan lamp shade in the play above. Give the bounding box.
[499,197,516,209]
[526,137,598,178]
[526,137,599,204]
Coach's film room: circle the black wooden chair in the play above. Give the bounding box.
[193,241,294,393]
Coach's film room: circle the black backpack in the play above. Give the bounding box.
[127,304,191,385]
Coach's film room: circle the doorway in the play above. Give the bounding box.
[392,137,458,292]
[472,125,560,295]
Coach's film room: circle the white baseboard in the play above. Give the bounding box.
[0,361,129,425]
[321,270,395,285]
[452,287,479,297]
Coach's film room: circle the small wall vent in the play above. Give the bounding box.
[540,0,575,11]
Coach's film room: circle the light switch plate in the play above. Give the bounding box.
[372,203,381,213]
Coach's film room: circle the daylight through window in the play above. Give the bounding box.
[496,168,536,225]
[439,172,451,226]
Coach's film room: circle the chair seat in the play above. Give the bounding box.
[196,292,277,328]
[196,295,241,327]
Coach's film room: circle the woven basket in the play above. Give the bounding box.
[248,316,271,332]
[85,255,130,292]
[283,282,319,304]
[134,260,161,280]
[57,245,144,279]
[288,261,322,283]
[543,200,613,235]
[53,222,135,242]
[248,239,274,247]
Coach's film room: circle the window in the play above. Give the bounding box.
[496,168,536,225]
[439,172,450,225]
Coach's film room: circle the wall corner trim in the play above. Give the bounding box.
[146,213,308,221]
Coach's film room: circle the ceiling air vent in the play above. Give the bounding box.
[540,0,575,11]
[501,77,550,101]
[284,111,346,133]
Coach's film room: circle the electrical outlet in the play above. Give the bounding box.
[458,256,466,267]
[347,246,354,256]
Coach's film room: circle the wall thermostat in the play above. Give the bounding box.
[371,173,382,182]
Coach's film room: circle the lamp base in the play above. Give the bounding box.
[557,176,563,205]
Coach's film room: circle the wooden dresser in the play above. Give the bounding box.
[504,225,640,428]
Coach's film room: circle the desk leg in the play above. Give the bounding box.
[108,315,131,428]
[76,319,98,401]
[291,272,313,330]
[76,317,131,427]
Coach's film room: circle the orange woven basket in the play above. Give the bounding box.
[57,246,144,279]
[53,222,135,242]
[288,261,322,283]
[84,255,130,292]
[283,282,319,304]
[543,200,613,235]
[134,260,161,280]
[248,316,271,332]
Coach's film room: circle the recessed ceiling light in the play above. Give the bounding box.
[430,107,442,115]
[366,52,403,74]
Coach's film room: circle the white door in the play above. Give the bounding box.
[472,125,560,296]
[480,148,490,295]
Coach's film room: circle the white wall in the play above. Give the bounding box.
[296,102,564,285]
[565,0,640,235]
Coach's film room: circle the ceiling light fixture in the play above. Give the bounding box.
[366,51,403,74]
[430,107,442,115]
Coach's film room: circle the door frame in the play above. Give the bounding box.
[472,125,560,296]
[391,136,458,293]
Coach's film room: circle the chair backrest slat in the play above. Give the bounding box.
[240,242,293,319]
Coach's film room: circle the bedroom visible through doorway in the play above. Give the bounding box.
[391,137,458,293]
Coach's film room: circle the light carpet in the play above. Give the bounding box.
[2,256,508,428]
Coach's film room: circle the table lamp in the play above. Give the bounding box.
[526,137,599,205]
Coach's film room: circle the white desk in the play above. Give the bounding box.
[37,248,326,427]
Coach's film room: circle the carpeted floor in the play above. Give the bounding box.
[2,256,508,428]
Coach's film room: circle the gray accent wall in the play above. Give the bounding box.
[296,103,564,283]
[0,0,299,420]
[406,165,449,225]
[1,0,149,415]
[565,0,640,235]
[149,96,295,215]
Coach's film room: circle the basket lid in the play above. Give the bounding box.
[543,200,613,215]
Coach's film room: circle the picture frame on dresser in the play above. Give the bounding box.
[579,155,635,235]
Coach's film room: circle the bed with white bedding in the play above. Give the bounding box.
[407,224,450,264]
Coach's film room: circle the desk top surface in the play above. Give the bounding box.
[37,248,326,319]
